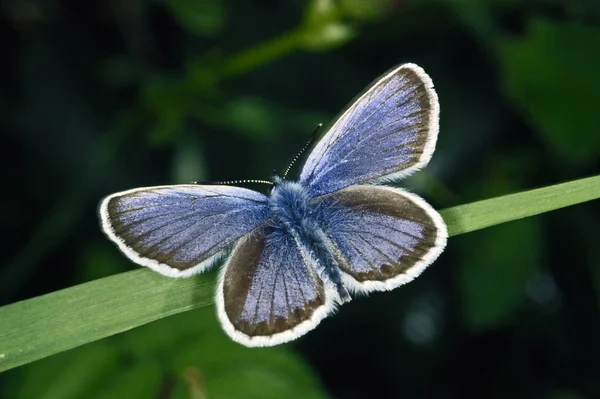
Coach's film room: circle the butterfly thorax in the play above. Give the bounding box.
[269,180,314,229]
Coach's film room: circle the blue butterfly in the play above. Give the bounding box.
[99,63,447,347]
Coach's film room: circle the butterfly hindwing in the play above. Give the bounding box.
[300,63,439,196]
[316,185,447,293]
[100,185,270,277]
[216,224,337,347]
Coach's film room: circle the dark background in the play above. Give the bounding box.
[1,0,600,398]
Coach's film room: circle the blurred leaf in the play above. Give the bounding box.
[339,0,391,22]
[142,78,186,144]
[188,97,327,142]
[172,134,207,183]
[302,0,355,51]
[225,97,277,140]
[121,308,329,399]
[165,0,225,37]
[149,109,184,144]
[90,361,163,399]
[220,0,358,77]
[221,31,304,78]
[1,175,599,372]
[500,19,600,165]
[301,22,355,52]
[459,217,543,329]
[303,0,340,28]
[186,59,220,93]
[441,0,499,47]
[2,342,119,399]
[115,305,216,360]
[170,309,328,399]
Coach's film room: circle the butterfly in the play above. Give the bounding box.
[99,63,447,347]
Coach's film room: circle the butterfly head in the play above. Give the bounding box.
[272,174,284,186]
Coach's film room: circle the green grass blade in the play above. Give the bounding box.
[0,271,216,372]
[1,175,599,372]
[440,174,600,236]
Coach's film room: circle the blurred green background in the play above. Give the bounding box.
[1,0,600,398]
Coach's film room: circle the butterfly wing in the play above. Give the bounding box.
[100,185,270,277]
[300,63,439,196]
[216,224,337,347]
[315,185,447,293]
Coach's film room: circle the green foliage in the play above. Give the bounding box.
[458,218,543,329]
[301,0,356,51]
[166,0,226,37]
[500,18,600,165]
[224,97,278,140]
[5,342,120,399]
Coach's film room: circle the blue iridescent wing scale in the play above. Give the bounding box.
[99,185,270,277]
[315,185,447,293]
[300,63,439,196]
[216,224,337,347]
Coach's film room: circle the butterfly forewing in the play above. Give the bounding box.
[217,224,336,347]
[317,185,447,293]
[100,185,270,277]
[300,63,439,196]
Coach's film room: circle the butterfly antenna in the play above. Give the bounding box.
[193,179,273,186]
[281,123,323,179]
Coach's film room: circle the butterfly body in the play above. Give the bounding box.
[100,63,448,347]
[268,178,352,302]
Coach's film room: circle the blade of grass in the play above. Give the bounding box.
[1,175,599,372]
[440,174,600,236]
[0,271,216,373]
